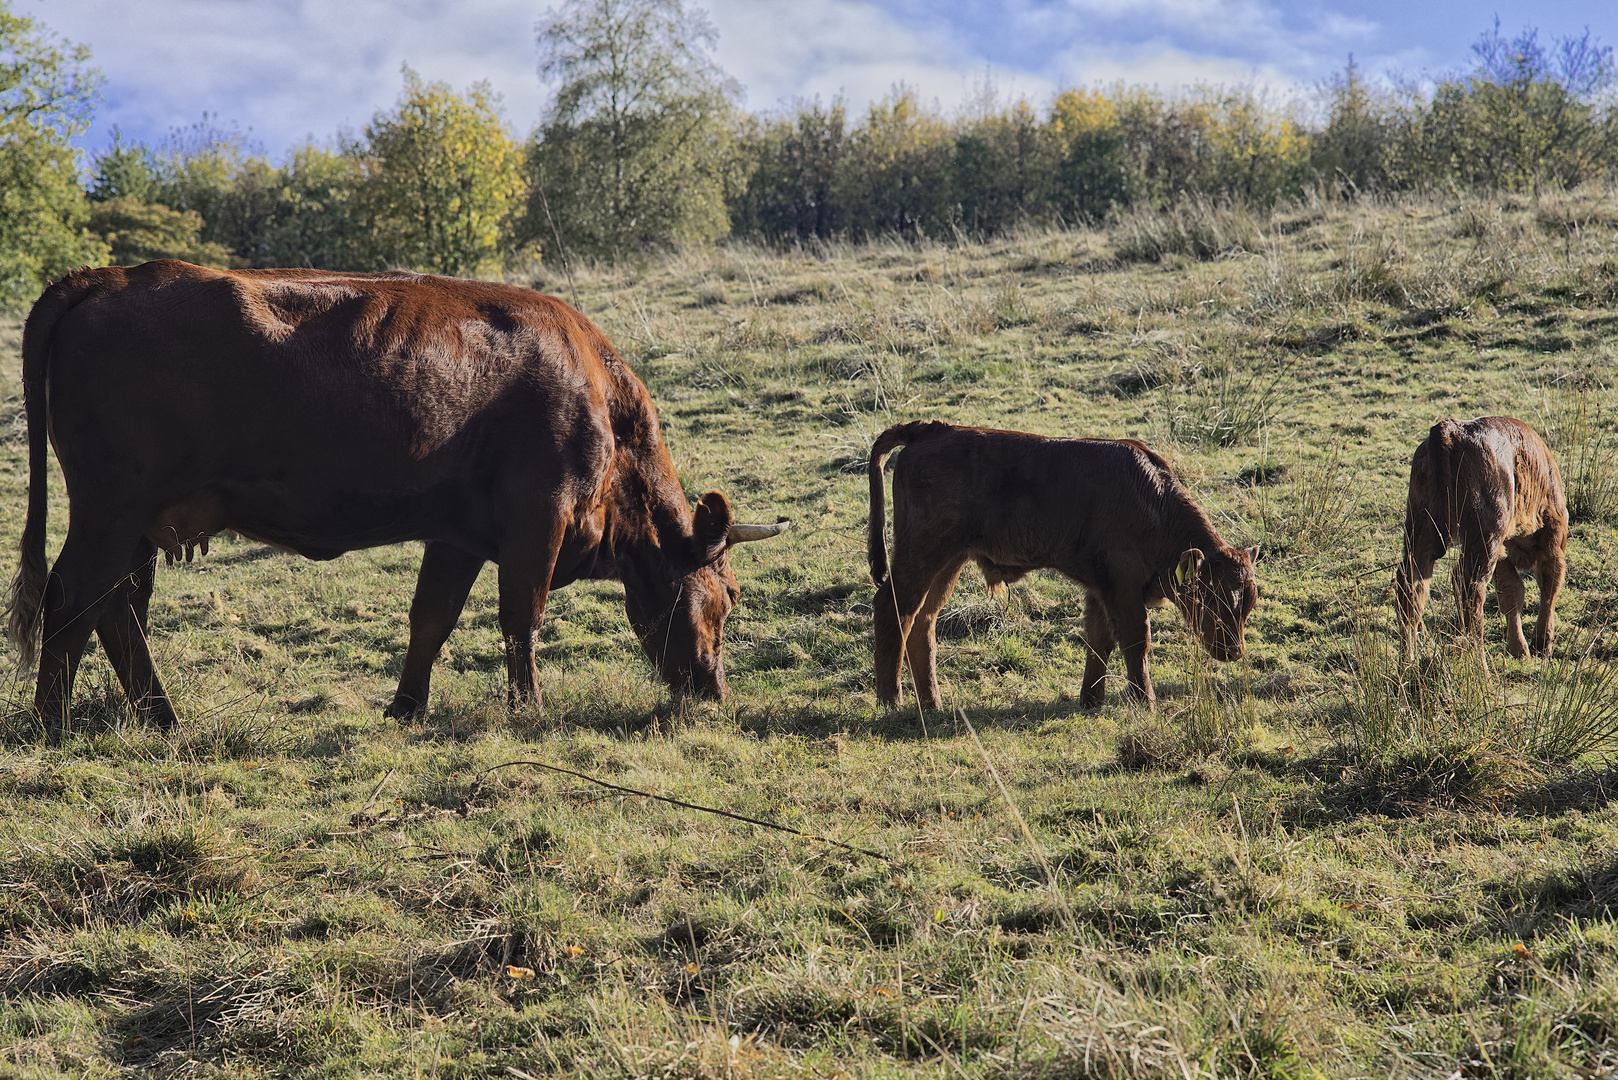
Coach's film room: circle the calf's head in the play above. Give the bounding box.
[1173,545,1260,662]
[622,491,787,700]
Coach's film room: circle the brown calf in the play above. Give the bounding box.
[1394,416,1567,661]
[867,422,1259,709]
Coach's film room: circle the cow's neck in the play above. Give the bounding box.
[1160,488,1227,563]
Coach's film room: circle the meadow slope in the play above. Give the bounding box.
[2,190,1618,1078]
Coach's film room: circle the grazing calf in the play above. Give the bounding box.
[866,421,1259,709]
[1394,416,1567,661]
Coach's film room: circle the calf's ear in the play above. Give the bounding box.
[1175,548,1205,587]
[1246,545,1261,564]
[692,491,734,562]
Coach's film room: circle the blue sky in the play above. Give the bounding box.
[26,0,1618,162]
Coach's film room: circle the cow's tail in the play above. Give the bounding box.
[867,421,950,586]
[1426,420,1457,549]
[8,278,88,668]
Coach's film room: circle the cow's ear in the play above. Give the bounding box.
[691,490,734,562]
[1246,545,1261,564]
[1175,548,1205,588]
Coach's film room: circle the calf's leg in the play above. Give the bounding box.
[1492,559,1529,659]
[1080,589,1117,708]
[1452,539,1496,657]
[1532,540,1566,659]
[1394,530,1443,662]
[874,567,933,708]
[94,537,179,730]
[386,542,486,718]
[1111,595,1155,708]
[904,558,967,711]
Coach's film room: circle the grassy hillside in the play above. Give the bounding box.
[2,189,1618,1078]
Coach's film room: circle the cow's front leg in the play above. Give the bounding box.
[1080,589,1117,707]
[1113,597,1155,708]
[497,524,566,710]
[386,542,485,718]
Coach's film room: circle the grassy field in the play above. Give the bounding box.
[3,189,1618,1078]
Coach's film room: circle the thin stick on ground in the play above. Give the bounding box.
[475,758,891,862]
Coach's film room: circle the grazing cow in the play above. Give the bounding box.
[1394,416,1566,661]
[7,261,786,739]
[866,421,1259,709]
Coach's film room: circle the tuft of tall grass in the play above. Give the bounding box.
[1516,633,1618,762]
[1109,196,1267,263]
[1538,380,1618,525]
[1341,606,1618,796]
[1160,358,1291,448]
[1243,442,1358,556]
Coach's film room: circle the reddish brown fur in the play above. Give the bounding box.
[867,421,1259,709]
[1394,416,1567,661]
[8,261,781,739]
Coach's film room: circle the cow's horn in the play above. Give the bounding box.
[727,520,790,545]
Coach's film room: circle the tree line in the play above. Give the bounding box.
[2,0,1616,306]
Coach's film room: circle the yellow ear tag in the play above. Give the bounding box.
[1174,562,1187,586]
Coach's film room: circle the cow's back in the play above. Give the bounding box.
[37,262,631,553]
[892,427,1175,566]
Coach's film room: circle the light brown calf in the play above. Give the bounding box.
[1394,416,1567,660]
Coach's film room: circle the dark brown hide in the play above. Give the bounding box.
[1394,416,1567,661]
[866,422,1259,709]
[7,261,781,739]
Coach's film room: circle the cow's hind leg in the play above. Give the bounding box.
[904,557,967,712]
[386,542,485,718]
[1080,589,1117,708]
[94,537,179,730]
[1452,539,1496,658]
[1493,559,1529,659]
[1532,539,1566,659]
[1394,528,1444,662]
[874,569,931,708]
[35,521,149,742]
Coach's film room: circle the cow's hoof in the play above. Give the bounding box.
[383,696,424,720]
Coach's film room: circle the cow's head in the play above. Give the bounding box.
[622,491,787,700]
[1171,544,1260,662]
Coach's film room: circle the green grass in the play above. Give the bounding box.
[3,187,1618,1077]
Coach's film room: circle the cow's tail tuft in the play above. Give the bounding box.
[8,279,86,668]
[867,421,951,586]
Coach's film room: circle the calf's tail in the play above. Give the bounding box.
[866,421,951,586]
[8,278,89,668]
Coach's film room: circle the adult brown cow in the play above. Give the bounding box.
[866,421,1259,709]
[1394,416,1566,662]
[7,261,786,739]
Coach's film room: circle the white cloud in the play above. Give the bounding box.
[707,0,1040,114]
[37,0,549,156]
